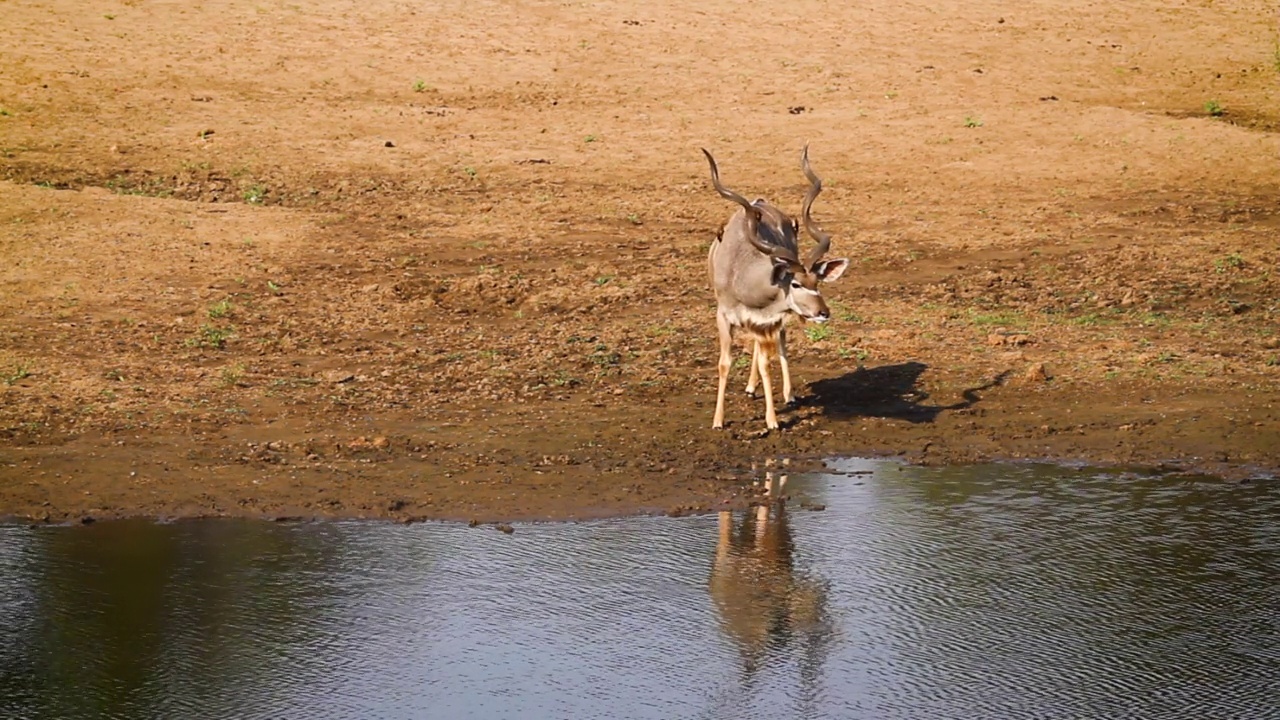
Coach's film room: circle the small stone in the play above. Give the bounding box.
[1024,362,1051,383]
[372,436,390,449]
[1261,337,1280,349]
[321,370,355,384]
[496,523,515,534]
[468,519,480,527]
[384,140,396,148]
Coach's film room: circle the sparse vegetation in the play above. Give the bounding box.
[412,79,429,93]
[970,311,1027,327]
[837,347,869,364]
[187,324,234,350]
[964,116,984,128]
[208,299,233,319]
[1204,100,1224,117]
[805,324,833,342]
[220,363,246,387]
[1215,252,1246,272]
[242,184,267,204]
[3,363,32,385]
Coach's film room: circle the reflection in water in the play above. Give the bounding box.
[710,504,831,697]
[2,460,1279,720]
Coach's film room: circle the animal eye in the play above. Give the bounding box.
[790,281,802,289]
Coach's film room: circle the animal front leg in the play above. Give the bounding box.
[755,339,779,430]
[745,340,760,396]
[713,313,733,429]
[777,328,794,405]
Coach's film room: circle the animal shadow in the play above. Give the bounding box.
[804,361,1009,424]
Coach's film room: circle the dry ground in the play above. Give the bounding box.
[2,0,1279,523]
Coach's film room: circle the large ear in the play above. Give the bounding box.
[813,257,849,282]
[771,256,795,285]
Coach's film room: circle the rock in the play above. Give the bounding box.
[372,436,390,449]
[1024,362,1051,383]
[321,370,355,384]
[496,523,515,534]
[384,140,395,148]
[988,332,1031,347]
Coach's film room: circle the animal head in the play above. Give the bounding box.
[702,145,849,322]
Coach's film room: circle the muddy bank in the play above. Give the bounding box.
[4,377,1277,525]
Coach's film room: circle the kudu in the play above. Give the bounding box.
[702,145,849,430]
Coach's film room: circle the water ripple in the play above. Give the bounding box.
[1,461,1278,719]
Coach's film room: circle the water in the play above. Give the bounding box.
[1,459,1278,720]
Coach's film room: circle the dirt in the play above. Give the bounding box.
[2,0,1279,525]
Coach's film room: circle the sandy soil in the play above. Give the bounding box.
[2,0,1279,524]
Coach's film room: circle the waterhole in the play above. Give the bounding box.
[2,459,1277,719]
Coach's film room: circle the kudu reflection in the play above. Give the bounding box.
[709,480,831,683]
[703,145,850,431]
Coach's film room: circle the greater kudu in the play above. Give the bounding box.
[702,145,849,430]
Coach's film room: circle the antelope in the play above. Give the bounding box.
[702,145,849,430]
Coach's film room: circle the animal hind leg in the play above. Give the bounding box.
[755,338,779,430]
[745,340,760,396]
